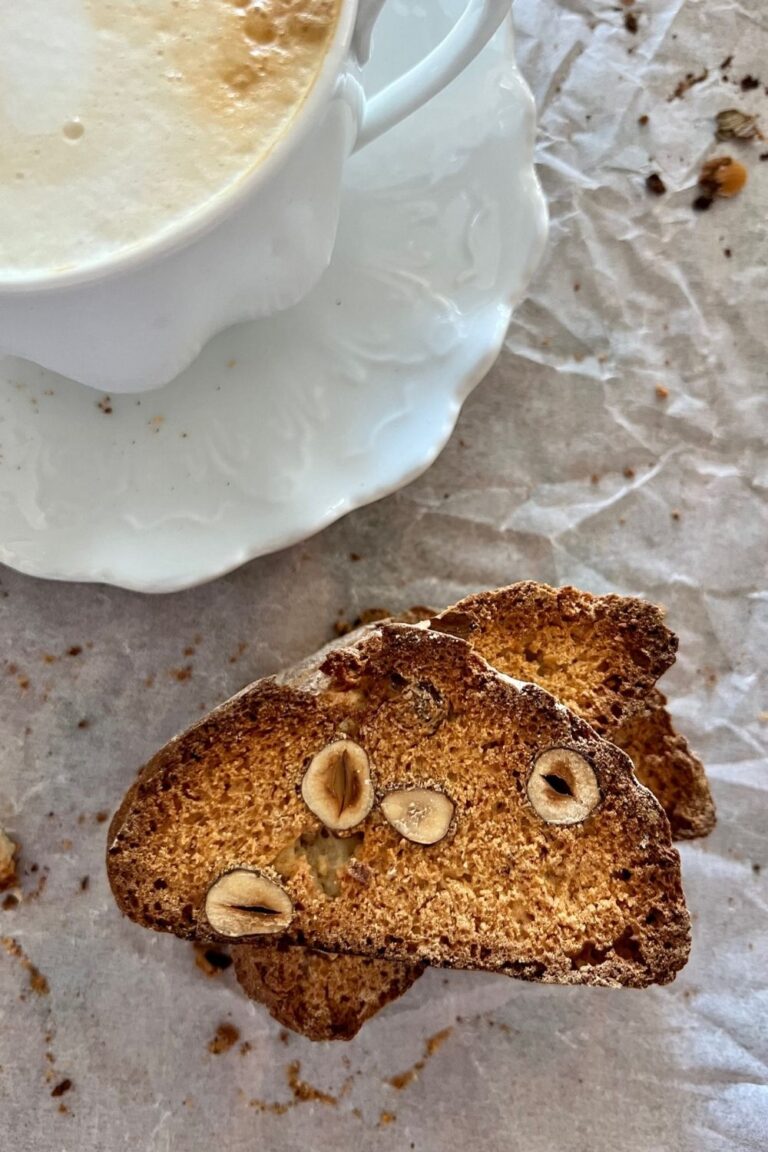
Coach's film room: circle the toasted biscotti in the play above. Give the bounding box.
[430,583,714,839]
[232,943,424,1041]
[108,623,690,989]
[613,689,715,839]
[233,585,712,1040]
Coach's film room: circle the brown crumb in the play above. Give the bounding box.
[170,665,192,682]
[349,552,362,562]
[79,877,90,892]
[228,642,248,665]
[1,937,49,996]
[287,1060,337,1106]
[144,673,155,688]
[720,55,733,71]
[645,172,666,196]
[655,384,669,399]
[379,1111,397,1127]
[239,1041,252,1056]
[740,75,760,91]
[183,646,196,657]
[278,1029,290,1045]
[2,894,19,910]
[624,11,638,34]
[699,156,748,201]
[77,718,90,730]
[51,1078,72,1098]
[638,114,649,126]
[95,811,109,824]
[67,645,83,657]
[590,473,600,485]
[623,466,636,479]
[670,69,708,101]
[724,248,732,258]
[573,281,581,292]
[97,396,113,415]
[671,510,681,521]
[387,1027,453,1091]
[761,153,768,162]
[753,863,762,874]
[193,944,233,977]
[208,1022,240,1055]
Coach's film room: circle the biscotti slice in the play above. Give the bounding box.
[430,583,715,839]
[232,943,424,1042]
[108,623,690,987]
[613,689,715,839]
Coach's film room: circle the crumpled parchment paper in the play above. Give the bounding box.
[0,1,766,1149]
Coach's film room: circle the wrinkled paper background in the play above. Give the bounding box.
[1,1,767,1149]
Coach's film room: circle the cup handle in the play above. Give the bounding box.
[352,0,511,151]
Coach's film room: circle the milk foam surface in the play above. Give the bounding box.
[0,0,340,278]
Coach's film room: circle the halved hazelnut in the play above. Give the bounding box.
[527,748,600,825]
[381,788,454,845]
[205,869,293,938]
[301,740,374,831]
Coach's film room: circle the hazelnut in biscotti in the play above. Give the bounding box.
[107,623,690,989]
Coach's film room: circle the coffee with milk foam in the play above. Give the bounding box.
[0,0,341,278]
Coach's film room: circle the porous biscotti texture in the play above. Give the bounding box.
[232,943,424,1041]
[613,689,715,839]
[429,583,714,839]
[108,623,690,988]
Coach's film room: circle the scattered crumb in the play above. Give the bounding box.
[623,466,636,479]
[170,665,193,682]
[239,1041,252,1056]
[573,281,581,291]
[59,839,73,852]
[590,473,600,485]
[655,384,669,400]
[349,552,362,562]
[740,75,760,91]
[645,172,666,196]
[193,944,233,977]
[671,510,681,521]
[715,108,762,142]
[724,248,733,258]
[693,194,713,212]
[699,155,748,200]
[148,415,165,432]
[720,55,733,71]
[67,645,82,657]
[51,1078,72,1098]
[77,718,90,730]
[1,937,50,996]
[761,152,768,162]
[208,1022,240,1055]
[752,862,762,873]
[95,811,109,824]
[386,1027,453,1092]
[79,877,90,892]
[228,642,248,665]
[638,114,649,126]
[0,828,18,892]
[144,673,156,688]
[670,70,708,101]
[624,11,638,34]
[2,894,19,910]
[278,1029,290,1045]
[97,396,113,415]
[287,1061,337,1105]
[379,1111,397,1127]
[183,645,196,657]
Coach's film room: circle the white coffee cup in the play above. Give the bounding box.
[0,0,510,393]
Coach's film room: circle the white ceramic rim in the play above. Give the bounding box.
[0,0,359,295]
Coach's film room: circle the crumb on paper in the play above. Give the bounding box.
[623,466,636,479]
[670,69,708,101]
[646,172,666,196]
[1,937,50,996]
[638,114,649,126]
[77,718,89,730]
[51,1079,72,1098]
[655,384,669,399]
[208,1022,240,1055]
[386,1027,453,1091]
[97,396,113,415]
[193,944,233,977]
[379,1111,397,1127]
[170,665,192,682]
[753,862,762,873]
[95,811,108,824]
[671,510,681,521]
[278,1029,290,1045]
[740,75,761,91]
[0,828,18,892]
[715,109,763,142]
[349,552,362,562]
[239,1041,252,1056]
[228,642,248,665]
[79,876,90,892]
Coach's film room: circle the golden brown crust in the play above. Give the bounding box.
[108,623,690,989]
[232,944,424,1041]
[428,584,714,839]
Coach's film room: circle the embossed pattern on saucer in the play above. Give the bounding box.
[0,0,548,592]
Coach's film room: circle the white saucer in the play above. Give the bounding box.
[0,1,547,593]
